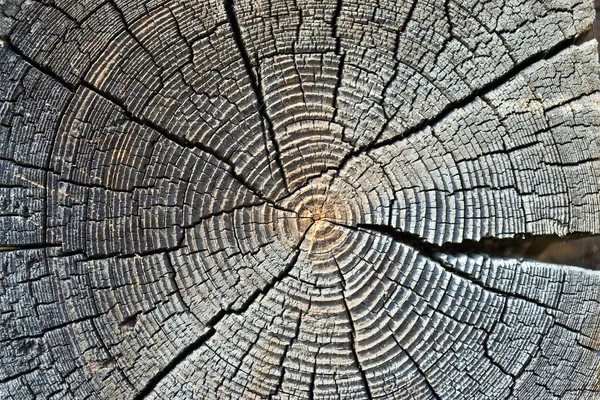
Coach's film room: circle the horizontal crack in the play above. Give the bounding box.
[0,243,62,252]
[356,223,600,271]
[334,223,570,320]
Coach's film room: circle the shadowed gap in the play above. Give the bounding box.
[357,224,600,270]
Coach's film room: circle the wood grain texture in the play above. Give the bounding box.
[0,0,599,399]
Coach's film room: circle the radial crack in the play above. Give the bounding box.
[386,324,442,400]
[330,27,595,176]
[357,223,600,271]
[351,223,575,313]
[333,254,374,400]
[224,0,290,196]
[0,38,275,207]
[132,223,312,399]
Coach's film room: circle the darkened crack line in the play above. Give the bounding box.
[480,300,518,396]
[105,0,154,58]
[483,322,518,380]
[0,37,278,207]
[1,38,75,91]
[400,0,418,33]
[180,201,267,230]
[0,314,101,344]
[0,366,41,384]
[330,0,345,125]
[352,223,598,312]
[224,0,290,196]
[371,2,420,145]
[89,318,136,390]
[331,27,595,176]
[44,93,76,249]
[0,243,62,252]
[307,347,319,400]
[331,0,343,54]
[269,304,306,399]
[333,255,374,400]
[386,325,442,400]
[132,225,312,400]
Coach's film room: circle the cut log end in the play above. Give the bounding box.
[0,0,600,399]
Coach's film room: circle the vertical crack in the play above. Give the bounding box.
[224,0,290,195]
[332,0,343,54]
[307,346,319,400]
[268,300,307,399]
[332,254,374,400]
[331,0,345,125]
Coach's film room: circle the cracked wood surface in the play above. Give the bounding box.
[0,0,599,399]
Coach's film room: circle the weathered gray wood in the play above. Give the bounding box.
[0,0,599,399]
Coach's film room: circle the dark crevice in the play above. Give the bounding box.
[387,325,442,400]
[355,223,600,271]
[77,78,272,203]
[161,253,200,324]
[1,36,276,207]
[0,366,40,384]
[333,256,374,400]
[105,0,154,58]
[399,0,418,33]
[371,29,402,145]
[117,314,139,329]
[332,0,343,54]
[268,306,305,399]
[330,27,595,177]
[480,302,518,397]
[0,243,62,252]
[307,348,318,400]
[132,226,311,400]
[180,201,267,230]
[0,156,53,173]
[89,318,136,390]
[331,53,345,123]
[0,314,101,344]
[1,37,75,91]
[345,223,600,316]
[54,246,181,264]
[224,0,290,196]
[43,89,76,249]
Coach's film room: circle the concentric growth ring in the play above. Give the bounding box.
[0,0,600,399]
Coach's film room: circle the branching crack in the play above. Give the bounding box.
[330,27,595,176]
[333,254,374,400]
[132,222,312,399]
[350,223,594,313]
[0,36,276,207]
[224,0,290,196]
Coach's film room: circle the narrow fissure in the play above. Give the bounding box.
[224,0,290,195]
[1,37,276,208]
[132,226,312,399]
[387,325,442,400]
[333,255,374,400]
[331,26,595,176]
[345,222,599,318]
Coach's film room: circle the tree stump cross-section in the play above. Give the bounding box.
[0,0,600,399]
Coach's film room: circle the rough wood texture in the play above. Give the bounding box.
[1,0,600,399]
